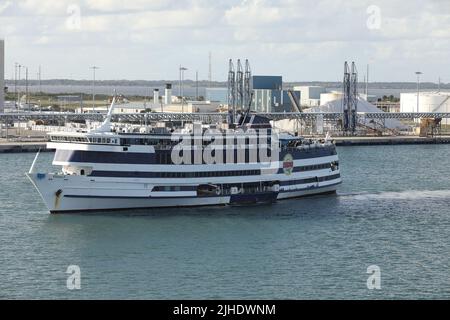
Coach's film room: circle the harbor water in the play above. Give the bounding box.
[0,145,449,299]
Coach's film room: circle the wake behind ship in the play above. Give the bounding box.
[27,98,342,213]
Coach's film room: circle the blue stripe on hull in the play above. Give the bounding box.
[54,146,337,165]
[62,182,341,200]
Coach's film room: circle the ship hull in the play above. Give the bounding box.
[27,173,341,214]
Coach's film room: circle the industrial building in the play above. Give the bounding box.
[302,97,405,134]
[401,92,450,125]
[293,86,326,107]
[251,75,299,112]
[252,75,282,90]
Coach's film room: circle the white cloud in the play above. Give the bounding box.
[18,0,73,15]
[225,0,282,26]
[84,0,174,12]
[0,1,12,14]
[2,0,450,81]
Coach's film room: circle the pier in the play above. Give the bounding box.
[0,142,48,153]
[2,112,450,153]
[2,136,450,154]
[334,135,450,146]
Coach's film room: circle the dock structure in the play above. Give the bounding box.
[2,111,450,153]
[0,142,47,153]
[2,112,450,124]
[334,136,450,146]
[2,136,450,154]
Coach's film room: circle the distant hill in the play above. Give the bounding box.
[5,79,449,90]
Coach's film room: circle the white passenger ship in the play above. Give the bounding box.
[27,98,342,213]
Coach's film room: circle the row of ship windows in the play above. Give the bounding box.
[151,175,341,193]
[51,136,119,145]
[91,138,119,144]
[155,150,274,165]
[158,170,261,178]
[120,137,273,147]
[298,162,339,172]
[52,136,273,146]
[51,136,90,143]
[155,152,338,171]
[120,163,339,179]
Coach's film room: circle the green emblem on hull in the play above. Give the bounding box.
[283,154,294,176]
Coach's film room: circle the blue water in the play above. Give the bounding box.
[0,145,449,299]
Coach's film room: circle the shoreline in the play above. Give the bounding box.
[2,136,450,153]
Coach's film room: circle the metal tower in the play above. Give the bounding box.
[236,59,244,111]
[342,61,351,132]
[350,62,358,133]
[227,59,236,119]
[244,59,252,109]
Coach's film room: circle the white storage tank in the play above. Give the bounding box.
[320,91,343,106]
[164,83,172,105]
[400,92,450,125]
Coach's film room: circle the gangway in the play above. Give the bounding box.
[287,90,302,113]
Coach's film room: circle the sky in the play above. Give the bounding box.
[1,0,450,83]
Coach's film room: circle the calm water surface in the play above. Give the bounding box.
[0,145,449,299]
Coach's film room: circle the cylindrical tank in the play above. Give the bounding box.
[153,89,159,105]
[400,92,450,124]
[320,91,343,105]
[165,83,172,105]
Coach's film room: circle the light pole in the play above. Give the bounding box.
[415,71,423,113]
[17,64,21,109]
[90,66,99,112]
[24,66,29,109]
[196,70,199,101]
[179,66,188,112]
[38,65,42,94]
[14,63,18,109]
[179,65,182,97]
